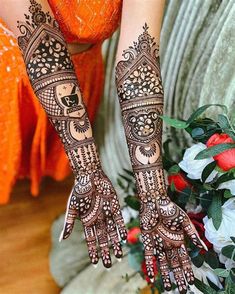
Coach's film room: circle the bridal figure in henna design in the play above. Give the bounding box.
[116,24,207,293]
[16,0,127,268]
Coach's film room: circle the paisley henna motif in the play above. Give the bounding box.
[116,24,207,292]
[17,0,126,267]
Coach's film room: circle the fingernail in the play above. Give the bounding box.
[200,239,208,251]
[150,278,154,283]
[59,231,64,242]
[117,258,122,262]
[92,264,98,269]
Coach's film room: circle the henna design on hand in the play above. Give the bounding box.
[116,24,207,292]
[17,0,127,267]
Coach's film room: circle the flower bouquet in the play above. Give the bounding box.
[119,104,235,294]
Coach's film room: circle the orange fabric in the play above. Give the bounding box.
[48,0,122,43]
[0,0,122,204]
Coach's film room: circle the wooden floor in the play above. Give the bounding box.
[0,177,72,294]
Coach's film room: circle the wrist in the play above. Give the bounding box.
[134,168,168,200]
[66,137,102,177]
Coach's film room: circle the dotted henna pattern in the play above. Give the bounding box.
[17,0,127,268]
[116,24,207,293]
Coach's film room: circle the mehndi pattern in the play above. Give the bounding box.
[116,24,207,293]
[17,0,127,268]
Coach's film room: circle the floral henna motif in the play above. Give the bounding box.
[17,0,126,267]
[62,163,127,266]
[116,24,207,292]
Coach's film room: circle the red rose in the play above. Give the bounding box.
[206,133,235,171]
[188,212,212,254]
[141,256,158,283]
[127,227,141,244]
[168,172,191,192]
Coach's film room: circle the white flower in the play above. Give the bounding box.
[190,262,223,291]
[218,179,235,195]
[203,198,235,268]
[121,206,139,224]
[179,143,217,182]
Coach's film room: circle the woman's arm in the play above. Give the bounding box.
[116,0,207,292]
[0,0,126,267]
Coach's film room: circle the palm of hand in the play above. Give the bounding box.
[140,195,206,294]
[61,169,127,268]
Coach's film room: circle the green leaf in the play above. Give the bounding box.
[208,194,222,230]
[170,181,175,192]
[201,161,217,183]
[214,268,229,278]
[186,104,227,125]
[218,114,230,129]
[191,254,204,267]
[160,115,188,129]
[126,218,140,229]
[205,251,219,269]
[225,274,235,294]
[224,129,235,142]
[229,268,235,284]
[224,189,233,198]
[194,278,217,294]
[178,187,192,204]
[168,164,180,175]
[221,245,235,260]
[230,237,235,244]
[216,173,235,186]
[195,143,235,160]
[124,195,140,211]
[200,192,213,210]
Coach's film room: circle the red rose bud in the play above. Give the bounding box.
[206,133,235,171]
[168,172,191,192]
[127,227,141,244]
[141,256,158,283]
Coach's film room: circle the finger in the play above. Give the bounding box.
[183,216,208,251]
[178,243,194,285]
[60,191,78,240]
[107,218,123,259]
[106,218,123,259]
[153,234,172,291]
[84,224,99,265]
[96,218,112,268]
[103,200,123,259]
[111,197,127,241]
[142,233,155,283]
[166,247,187,294]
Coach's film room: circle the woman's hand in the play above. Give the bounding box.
[61,167,127,268]
[139,192,207,293]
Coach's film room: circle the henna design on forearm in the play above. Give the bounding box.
[17,0,127,267]
[116,24,207,293]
